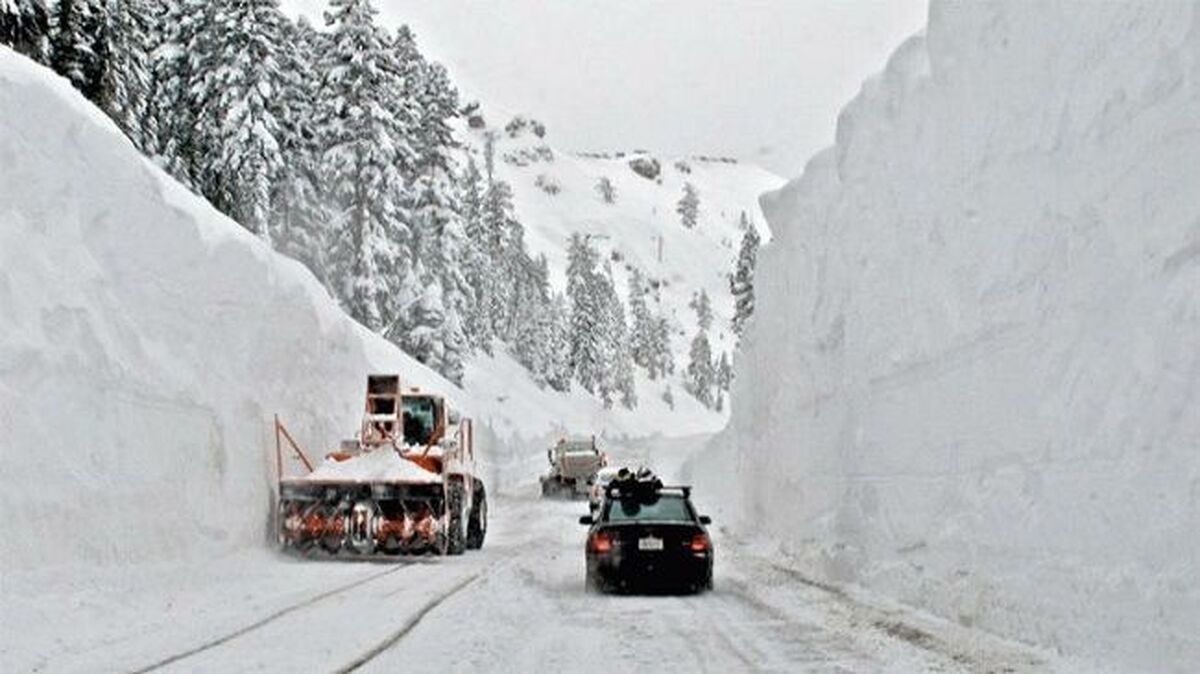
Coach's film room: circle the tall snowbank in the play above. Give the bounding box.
[0,48,464,571]
[719,2,1199,670]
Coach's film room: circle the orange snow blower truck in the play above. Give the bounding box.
[275,375,487,556]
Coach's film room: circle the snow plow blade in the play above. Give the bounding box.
[278,480,450,556]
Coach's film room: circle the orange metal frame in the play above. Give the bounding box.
[274,414,315,478]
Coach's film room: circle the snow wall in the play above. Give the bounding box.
[0,49,468,572]
[717,2,1199,670]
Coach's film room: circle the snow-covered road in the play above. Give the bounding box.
[4,437,1061,673]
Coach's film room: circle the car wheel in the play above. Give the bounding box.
[585,571,605,594]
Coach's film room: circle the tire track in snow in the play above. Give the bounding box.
[128,563,411,673]
[333,571,484,673]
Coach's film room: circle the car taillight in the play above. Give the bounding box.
[689,533,711,553]
[589,531,614,554]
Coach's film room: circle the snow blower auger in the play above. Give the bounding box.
[275,375,488,557]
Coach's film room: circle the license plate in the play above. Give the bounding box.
[638,537,664,551]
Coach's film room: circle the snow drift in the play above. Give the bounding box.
[714,2,1199,671]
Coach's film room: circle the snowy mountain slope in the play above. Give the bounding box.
[469,119,783,417]
[701,2,1200,671]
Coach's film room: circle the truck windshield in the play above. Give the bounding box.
[402,397,437,445]
[606,495,692,523]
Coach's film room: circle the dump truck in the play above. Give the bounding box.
[540,436,607,499]
[275,374,487,556]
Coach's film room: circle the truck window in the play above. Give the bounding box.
[402,397,437,446]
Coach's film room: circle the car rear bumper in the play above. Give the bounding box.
[588,550,712,591]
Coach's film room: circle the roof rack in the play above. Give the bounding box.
[605,482,691,500]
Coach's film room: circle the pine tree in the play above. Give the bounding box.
[317,0,415,332]
[566,233,605,394]
[690,288,713,331]
[731,214,761,336]
[510,255,554,388]
[88,0,152,150]
[189,0,287,239]
[395,261,447,372]
[716,351,733,391]
[545,293,573,392]
[649,314,675,377]
[661,385,675,411]
[627,268,654,371]
[1,0,50,63]
[50,0,97,94]
[676,181,699,229]
[406,41,471,382]
[439,305,467,386]
[272,15,329,281]
[591,261,635,408]
[458,156,495,353]
[610,301,637,409]
[595,176,616,204]
[686,330,715,408]
[483,178,523,339]
[149,0,216,188]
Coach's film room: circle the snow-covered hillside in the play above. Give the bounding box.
[464,118,783,427]
[703,2,1199,671]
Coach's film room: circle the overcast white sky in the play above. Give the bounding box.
[281,0,927,177]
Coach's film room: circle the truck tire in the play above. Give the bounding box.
[447,482,466,556]
[467,482,487,550]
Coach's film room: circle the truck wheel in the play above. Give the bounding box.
[467,483,487,550]
[447,483,466,556]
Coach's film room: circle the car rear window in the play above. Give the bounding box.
[606,494,692,523]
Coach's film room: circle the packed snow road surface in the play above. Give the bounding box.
[5,494,1055,673]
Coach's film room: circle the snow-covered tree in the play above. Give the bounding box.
[608,295,637,409]
[149,0,217,188]
[483,178,523,338]
[730,214,761,336]
[394,262,447,372]
[458,157,495,353]
[188,0,288,239]
[271,15,329,281]
[649,314,675,377]
[690,288,713,331]
[628,268,671,380]
[85,0,152,149]
[661,385,675,410]
[686,330,715,408]
[716,351,733,391]
[2,0,50,63]
[595,176,616,204]
[510,255,556,388]
[676,181,699,229]
[406,41,471,382]
[317,0,415,331]
[544,293,573,392]
[439,305,468,386]
[627,268,654,369]
[49,0,97,93]
[588,261,635,408]
[566,233,605,394]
